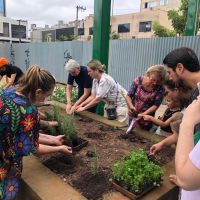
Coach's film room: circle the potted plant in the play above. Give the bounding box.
[112,149,163,199]
[58,112,88,151]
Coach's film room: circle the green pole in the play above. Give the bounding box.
[93,0,111,115]
[185,0,200,36]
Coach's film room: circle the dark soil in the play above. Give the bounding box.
[38,105,175,200]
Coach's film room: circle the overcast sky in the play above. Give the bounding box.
[6,0,140,28]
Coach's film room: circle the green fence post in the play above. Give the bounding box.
[93,0,111,115]
[185,0,200,36]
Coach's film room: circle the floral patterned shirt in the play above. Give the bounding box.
[0,87,39,199]
[127,76,164,130]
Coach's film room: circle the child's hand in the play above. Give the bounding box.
[169,174,179,186]
[150,142,163,155]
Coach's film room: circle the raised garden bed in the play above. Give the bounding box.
[37,105,175,200]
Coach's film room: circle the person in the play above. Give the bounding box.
[163,47,200,107]
[143,93,181,137]
[76,59,128,124]
[39,133,66,146]
[175,95,200,200]
[0,57,24,89]
[0,65,72,200]
[149,79,191,155]
[65,59,95,114]
[125,65,167,131]
[163,47,200,137]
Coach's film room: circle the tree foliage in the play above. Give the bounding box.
[110,31,120,39]
[153,22,176,37]
[168,0,189,36]
[58,34,78,41]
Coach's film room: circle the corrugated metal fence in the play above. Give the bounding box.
[1,36,200,90]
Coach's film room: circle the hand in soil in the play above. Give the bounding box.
[150,142,163,155]
[169,174,179,186]
[66,104,72,114]
[53,135,65,146]
[59,145,72,154]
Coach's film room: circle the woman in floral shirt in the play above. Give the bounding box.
[0,65,72,200]
[126,65,167,131]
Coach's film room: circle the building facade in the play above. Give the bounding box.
[0,0,29,43]
[30,0,181,42]
[84,0,181,40]
[0,17,29,43]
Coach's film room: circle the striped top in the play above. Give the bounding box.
[92,73,127,107]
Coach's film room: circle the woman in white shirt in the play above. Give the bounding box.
[76,59,128,124]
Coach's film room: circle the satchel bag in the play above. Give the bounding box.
[105,105,117,120]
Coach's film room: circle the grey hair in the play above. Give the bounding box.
[146,64,168,84]
[65,59,80,71]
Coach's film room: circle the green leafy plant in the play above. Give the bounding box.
[112,149,163,193]
[60,114,77,142]
[50,86,66,103]
[50,86,78,104]
[47,125,57,136]
[91,145,100,175]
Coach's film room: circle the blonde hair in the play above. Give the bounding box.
[146,64,168,84]
[17,65,55,102]
[65,59,80,71]
[87,59,105,73]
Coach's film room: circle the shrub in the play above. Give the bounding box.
[50,85,77,104]
[60,114,77,142]
[112,149,163,193]
[91,145,100,175]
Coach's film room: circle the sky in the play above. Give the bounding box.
[6,0,141,28]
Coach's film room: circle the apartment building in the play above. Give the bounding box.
[31,0,181,42]
[0,0,29,43]
[84,0,181,40]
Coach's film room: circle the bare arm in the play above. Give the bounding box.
[150,132,178,155]
[143,112,180,128]
[73,88,91,107]
[125,95,135,110]
[37,144,72,154]
[66,84,73,105]
[175,97,200,190]
[140,105,158,115]
[79,93,96,107]
[81,97,101,110]
[76,94,100,112]
[39,133,65,146]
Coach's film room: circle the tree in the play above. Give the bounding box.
[168,0,189,36]
[58,35,78,41]
[153,22,176,37]
[110,31,120,39]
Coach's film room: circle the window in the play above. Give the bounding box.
[118,23,130,33]
[11,24,26,38]
[160,0,168,6]
[3,22,9,37]
[89,27,93,35]
[144,1,157,9]
[78,28,84,35]
[139,21,152,32]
